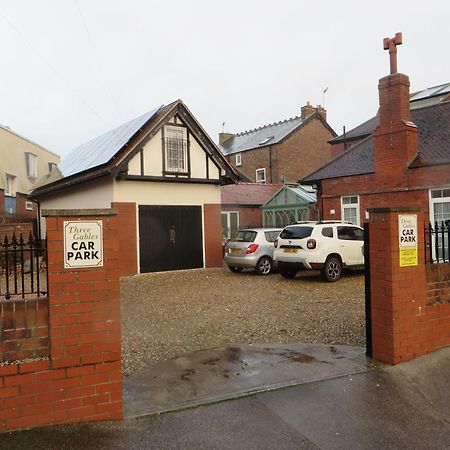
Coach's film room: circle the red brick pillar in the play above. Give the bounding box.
[368,207,427,364]
[204,203,223,268]
[111,202,137,276]
[44,208,122,422]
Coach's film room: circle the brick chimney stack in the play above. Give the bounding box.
[301,102,326,120]
[219,132,235,146]
[374,34,418,186]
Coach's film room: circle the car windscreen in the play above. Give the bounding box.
[234,230,257,242]
[279,226,313,239]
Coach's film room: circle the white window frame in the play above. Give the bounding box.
[5,173,16,197]
[341,195,360,226]
[235,153,242,167]
[165,126,187,173]
[256,168,266,184]
[429,188,450,225]
[221,211,239,240]
[25,152,38,179]
[25,201,34,211]
[429,188,450,263]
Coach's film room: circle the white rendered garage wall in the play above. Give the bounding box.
[38,178,114,238]
[113,180,220,205]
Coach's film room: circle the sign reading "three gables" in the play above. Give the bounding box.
[398,214,418,267]
[64,221,103,269]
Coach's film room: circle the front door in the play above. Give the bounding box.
[139,205,203,273]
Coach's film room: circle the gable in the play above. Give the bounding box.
[263,184,316,207]
[32,100,237,198]
[126,112,221,181]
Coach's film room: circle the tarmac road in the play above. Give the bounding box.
[2,346,449,450]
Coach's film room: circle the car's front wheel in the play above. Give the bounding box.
[228,266,243,273]
[255,256,273,275]
[322,256,342,282]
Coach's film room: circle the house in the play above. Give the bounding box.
[262,183,317,227]
[220,183,280,238]
[301,74,450,228]
[0,125,60,224]
[31,100,237,275]
[218,103,337,184]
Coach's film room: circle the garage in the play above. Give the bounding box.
[138,205,204,273]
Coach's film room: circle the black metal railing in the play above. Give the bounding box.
[0,233,47,299]
[425,221,450,264]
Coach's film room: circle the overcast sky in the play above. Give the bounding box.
[0,1,449,158]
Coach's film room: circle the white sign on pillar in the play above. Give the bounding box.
[398,214,418,267]
[64,221,103,268]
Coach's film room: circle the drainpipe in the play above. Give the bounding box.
[269,145,273,183]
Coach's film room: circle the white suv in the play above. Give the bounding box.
[273,221,365,282]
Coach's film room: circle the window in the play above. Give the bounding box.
[322,227,333,238]
[25,153,38,179]
[25,201,34,211]
[264,231,281,242]
[164,127,187,173]
[48,162,58,172]
[341,195,360,226]
[259,136,274,146]
[235,153,242,166]
[5,174,16,196]
[280,226,313,239]
[221,211,239,239]
[256,168,266,183]
[337,226,364,241]
[429,188,450,261]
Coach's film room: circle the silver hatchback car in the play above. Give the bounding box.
[223,228,281,275]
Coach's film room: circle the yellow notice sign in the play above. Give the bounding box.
[398,214,418,267]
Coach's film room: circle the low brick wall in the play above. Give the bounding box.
[0,360,121,429]
[0,297,49,362]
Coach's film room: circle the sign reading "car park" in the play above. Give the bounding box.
[398,214,418,267]
[64,221,103,269]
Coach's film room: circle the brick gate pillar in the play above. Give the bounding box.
[43,208,123,422]
[368,207,428,364]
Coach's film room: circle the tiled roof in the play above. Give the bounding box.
[221,183,281,205]
[219,117,304,156]
[302,101,450,183]
[330,82,450,144]
[59,105,163,178]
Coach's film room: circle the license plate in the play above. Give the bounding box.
[283,248,297,254]
[230,248,241,254]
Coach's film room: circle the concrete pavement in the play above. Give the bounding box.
[1,345,449,449]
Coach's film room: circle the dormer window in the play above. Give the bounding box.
[25,152,38,179]
[163,126,188,174]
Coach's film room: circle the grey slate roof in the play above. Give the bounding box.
[302,101,450,183]
[59,105,163,178]
[219,116,304,156]
[329,82,450,144]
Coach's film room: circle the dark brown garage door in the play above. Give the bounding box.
[138,205,203,273]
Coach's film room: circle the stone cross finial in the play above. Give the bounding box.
[383,32,403,74]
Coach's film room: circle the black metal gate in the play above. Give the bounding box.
[138,205,204,273]
[363,223,372,357]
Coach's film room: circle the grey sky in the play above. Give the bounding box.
[0,0,449,158]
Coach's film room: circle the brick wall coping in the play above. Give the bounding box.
[367,206,422,213]
[41,208,118,217]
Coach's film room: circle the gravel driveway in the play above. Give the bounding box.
[120,267,366,377]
